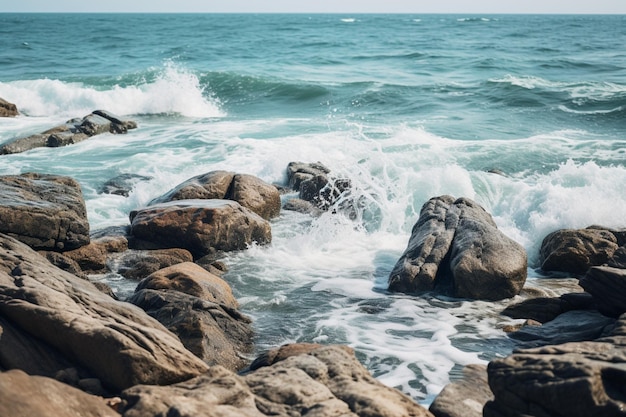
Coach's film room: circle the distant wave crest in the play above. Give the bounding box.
[0,61,224,118]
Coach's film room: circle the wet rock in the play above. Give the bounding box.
[501,292,596,324]
[112,248,193,280]
[128,288,254,371]
[282,197,324,216]
[130,199,272,258]
[0,233,209,392]
[0,97,19,117]
[429,364,492,417]
[62,231,130,274]
[580,266,626,318]
[150,170,281,220]
[539,227,618,275]
[0,173,90,251]
[0,370,119,417]
[286,161,353,211]
[248,342,328,371]
[121,345,434,417]
[484,318,626,417]
[99,173,153,197]
[388,195,527,301]
[0,110,137,155]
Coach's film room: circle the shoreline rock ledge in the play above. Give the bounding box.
[388,195,527,301]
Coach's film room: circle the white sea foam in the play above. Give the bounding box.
[0,62,223,118]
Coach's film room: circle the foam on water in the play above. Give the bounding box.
[0,62,223,118]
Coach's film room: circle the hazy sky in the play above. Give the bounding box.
[3,0,626,14]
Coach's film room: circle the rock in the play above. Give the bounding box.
[99,173,153,197]
[112,248,193,280]
[0,173,90,251]
[286,161,353,211]
[248,342,327,371]
[580,266,626,318]
[135,262,238,308]
[507,310,615,348]
[40,250,87,278]
[128,288,253,371]
[0,370,119,417]
[149,170,281,220]
[388,196,527,301]
[429,364,492,417]
[609,247,626,268]
[500,292,596,324]
[484,319,626,417]
[282,197,324,217]
[121,345,434,417]
[0,110,136,155]
[0,97,19,117]
[130,199,272,258]
[539,227,619,275]
[0,233,209,392]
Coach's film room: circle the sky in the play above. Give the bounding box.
[3,0,626,14]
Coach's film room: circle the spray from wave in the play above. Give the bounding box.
[0,61,224,118]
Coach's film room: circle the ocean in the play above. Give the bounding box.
[1,13,625,404]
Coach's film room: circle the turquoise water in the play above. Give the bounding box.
[1,13,625,404]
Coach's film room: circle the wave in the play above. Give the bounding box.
[0,62,224,118]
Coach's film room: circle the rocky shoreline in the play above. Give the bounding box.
[1,109,625,416]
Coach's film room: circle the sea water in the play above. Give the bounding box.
[1,13,625,404]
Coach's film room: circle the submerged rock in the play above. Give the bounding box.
[130,199,272,258]
[0,173,90,251]
[0,109,137,155]
[150,170,281,220]
[99,173,153,197]
[388,195,527,300]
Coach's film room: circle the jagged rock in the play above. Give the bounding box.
[539,227,619,275]
[0,97,19,117]
[484,316,626,417]
[99,173,153,197]
[580,266,626,318]
[0,370,119,417]
[429,364,492,417]
[130,199,272,258]
[121,345,434,417]
[286,161,352,211]
[128,288,253,371]
[149,170,280,220]
[0,173,90,251]
[0,233,209,392]
[0,110,136,155]
[388,195,527,301]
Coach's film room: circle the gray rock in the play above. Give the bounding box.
[99,173,153,197]
[580,266,626,318]
[429,364,492,417]
[389,196,527,301]
[129,199,272,258]
[286,161,353,212]
[0,173,90,251]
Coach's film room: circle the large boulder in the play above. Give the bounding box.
[580,266,626,318]
[0,97,19,117]
[0,370,119,417]
[129,199,272,258]
[0,173,90,251]
[539,227,619,275]
[388,196,527,300]
[121,344,434,417]
[150,171,281,220]
[0,110,137,155]
[484,316,626,417]
[0,233,209,392]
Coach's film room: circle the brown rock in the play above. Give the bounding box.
[149,170,280,220]
[580,265,626,317]
[113,248,193,280]
[0,233,209,392]
[248,342,328,371]
[0,97,18,117]
[136,261,237,308]
[0,173,90,250]
[129,199,271,258]
[539,227,618,275]
[0,370,119,417]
